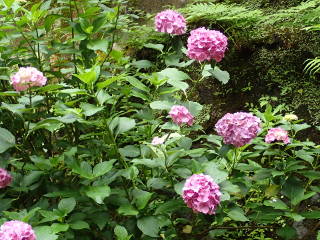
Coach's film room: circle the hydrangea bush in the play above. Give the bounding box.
[0,1,319,240]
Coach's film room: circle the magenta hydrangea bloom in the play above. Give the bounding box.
[187,27,228,62]
[151,136,165,145]
[155,10,186,35]
[265,127,290,144]
[0,220,36,240]
[0,168,12,188]
[10,67,47,92]
[169,105,194,126]
[182,174,221,215]
[215,112,261,147]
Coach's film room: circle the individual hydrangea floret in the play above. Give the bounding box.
[215,112,261,147]
[151,136,165,145]
[155,10,186,35]
[169,105,194,126]
[182,174,221,215]
[10,67,47,92]
[283,114,298,122]
[0,220,36,240]
[0,168,12,189]
[187,27,228,62]
[265,127,290,144]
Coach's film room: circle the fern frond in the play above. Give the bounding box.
[304,57,320,75]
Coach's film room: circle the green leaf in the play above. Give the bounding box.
[220,181,240,194]
[2,0,14,8]
[132,158,162,168]
[204,162,228,183]
[227,207,249,222]
[44,14,62,32]
[58,198,76,215]
[117,204,139,216]
[132,189,153,210]
[74,66,99,85]
[87,39,109,52]
[212,66,230,84]
[70,220,90,230]
[282,177,306,206]
[155,199,183,215]
[263,199,288,210]
[137,216,161,237]
[34,226,58,240]
[51,223,69,234]
[114,225,130,240]
[276,225,297,240]
[144,43,164,52]
[30,119,63,133]
[84,185,111,204]
[126,76,149,92]
[284,212,305,221]
[131,60,153,70]
[150,100,173,110]
[116,117,136,135]
[159,68,190,91]
[0,127,16,153]
[93,160,116,177]
[80,103,104,116]
[301,210,320,219]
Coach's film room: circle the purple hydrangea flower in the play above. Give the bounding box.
[182,174,221,215]
[10,67,47,92]
[0,168,12,189]
[187,27,228,62]
[215,112,261,147]
[0,220,36,240]
[169,105,194,126]
[155,10,186,35]
[265,127,290,144]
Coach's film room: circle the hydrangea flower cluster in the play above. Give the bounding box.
[0,220,36,240]
[155,10,186,35]
[169,105,194,126]
[151,136,165,145]
[265,127,290,144]
[215,112,261,147]
[283,114,298,122]
[187,27,228,62]
[0,168,12,188]
[10,67,47,92]
[182,174,221,215]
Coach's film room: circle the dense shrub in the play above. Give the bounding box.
[0,1,319,240]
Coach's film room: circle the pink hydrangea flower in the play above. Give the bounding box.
[10,67,47,92]
[0,220,36,240]
[187,27,228,62]
[0,168,12,188]
[215,112,261,147]
[169,105,194,126]
[151,136,165,145]
[265,127,290,144]
[182,174,221,215]
[155,10,186,35]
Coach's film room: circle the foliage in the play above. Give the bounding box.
[0,0,320,240]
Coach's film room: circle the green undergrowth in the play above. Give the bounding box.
[125,0,320,128]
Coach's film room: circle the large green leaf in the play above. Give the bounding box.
[202,64,229,84]
[84,186,111,204]
[34,226,58,240]
[87,39,109,52]
[80,103,104,117]
[227,207,249,222]
[93,160,116,177]
[0,127,15,153]
[132,189,153,210]
[137,216,161,237]
[115,117,136,135]
[58,198,76,215]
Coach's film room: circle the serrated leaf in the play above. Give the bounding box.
[0,127,16,153]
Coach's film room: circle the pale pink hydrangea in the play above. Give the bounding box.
[0,168,12,188]
[265,127,290,144]
[187,27,228,62]
[182,174,221,215]
[215,112,261,147]
[151,136,165,145]
[169,105,194,126]
[0,220,36,240]
[155,10,186,35]
[10,67,47,92]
